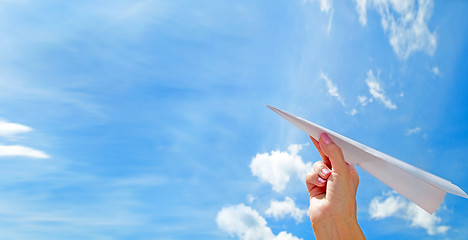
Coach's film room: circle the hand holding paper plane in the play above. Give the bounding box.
[267,105,468,214]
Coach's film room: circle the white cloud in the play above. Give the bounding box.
[247,194,256,204]
[0,145,50,159]
[357,95,373,107]
[355,0,368,25]
[326,9,334,34]
[365,70,397,110]
[319,0,332,13]
[321,72,345,106]
[304,0,333,13]
[369,191,450,235]
[347,108,358,116]
[432,66,440,76]
[0,120,49,159]
[354,0,437,59]
[303,0,334,33]
[0,121,32,137]
[265,197,307,223]
[406,127,421,135]
[216,204,302,240]
[250,144,312,193]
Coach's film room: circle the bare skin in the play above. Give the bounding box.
[305,133,366,240]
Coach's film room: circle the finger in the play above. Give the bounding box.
[312,161,331,179]
[347,164,360,189]
[319,132,348,173]
[309,135,331,168]
[307,185,326,199]
[305,171,327,190]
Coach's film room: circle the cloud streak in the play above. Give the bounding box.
[406,127,422,135]
[321,72,345,106]
[365,70,397,110]
[0,121,32,137]
[0,120,49,159]
[354,0,437,59]
[0,145,49,159]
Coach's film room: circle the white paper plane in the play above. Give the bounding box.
[267,105,468,214]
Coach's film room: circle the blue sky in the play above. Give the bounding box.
[0,0,467,239]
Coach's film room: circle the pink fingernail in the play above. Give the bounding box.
[318,177,326,183]
[321,168,331,175]
[321,133,332,144]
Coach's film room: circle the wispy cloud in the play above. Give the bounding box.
[354,0,437,59]
[355,0,368,25]
[265,197,307,223]
[432,66,440,76]
[406,127,422,135]
[250,144,312,193]
[216,204,302,240]
[0,121,32,137]
[247,194,256,204]
[303,0,333,13]
[319,0,332,13]
[303,0,334,33]
[369,191,450,235]
[357,95,373,107]
[326,9,334,34]
[0,145,49,159]
[321,72,345,106]
[365,70,397,110]
[347,108,358,116]
[0,120,49,159]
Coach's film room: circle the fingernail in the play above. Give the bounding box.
[321,133,332,144]
[318,177,326,183]
[321,168,331,175]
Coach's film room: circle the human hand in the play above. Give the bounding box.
[305,133,365,240]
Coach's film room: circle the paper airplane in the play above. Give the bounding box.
[266,105,467,214]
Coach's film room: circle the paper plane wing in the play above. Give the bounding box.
[267,105,468,214]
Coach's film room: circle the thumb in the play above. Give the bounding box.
[319,133,347,173]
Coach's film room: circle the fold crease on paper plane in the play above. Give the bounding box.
[266,105,468,214]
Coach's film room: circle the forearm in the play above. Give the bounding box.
[312,216,365,240]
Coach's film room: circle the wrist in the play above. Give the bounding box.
[312,214,365,240]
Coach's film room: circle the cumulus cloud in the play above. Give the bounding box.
[354,0,437,59]
[0,121,32,137]
[216,204,302,240]
[250,144,312,193]
[369,191,450,235]
[365,70,397,110]
[406,127,422,135]
[266,197,307,223]
[321,72,345,106]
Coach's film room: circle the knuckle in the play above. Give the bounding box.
[304,172,314,182]
[328,144,342,154]
[313,161,322,167]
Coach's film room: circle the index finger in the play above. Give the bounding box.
[309,135,331,168]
